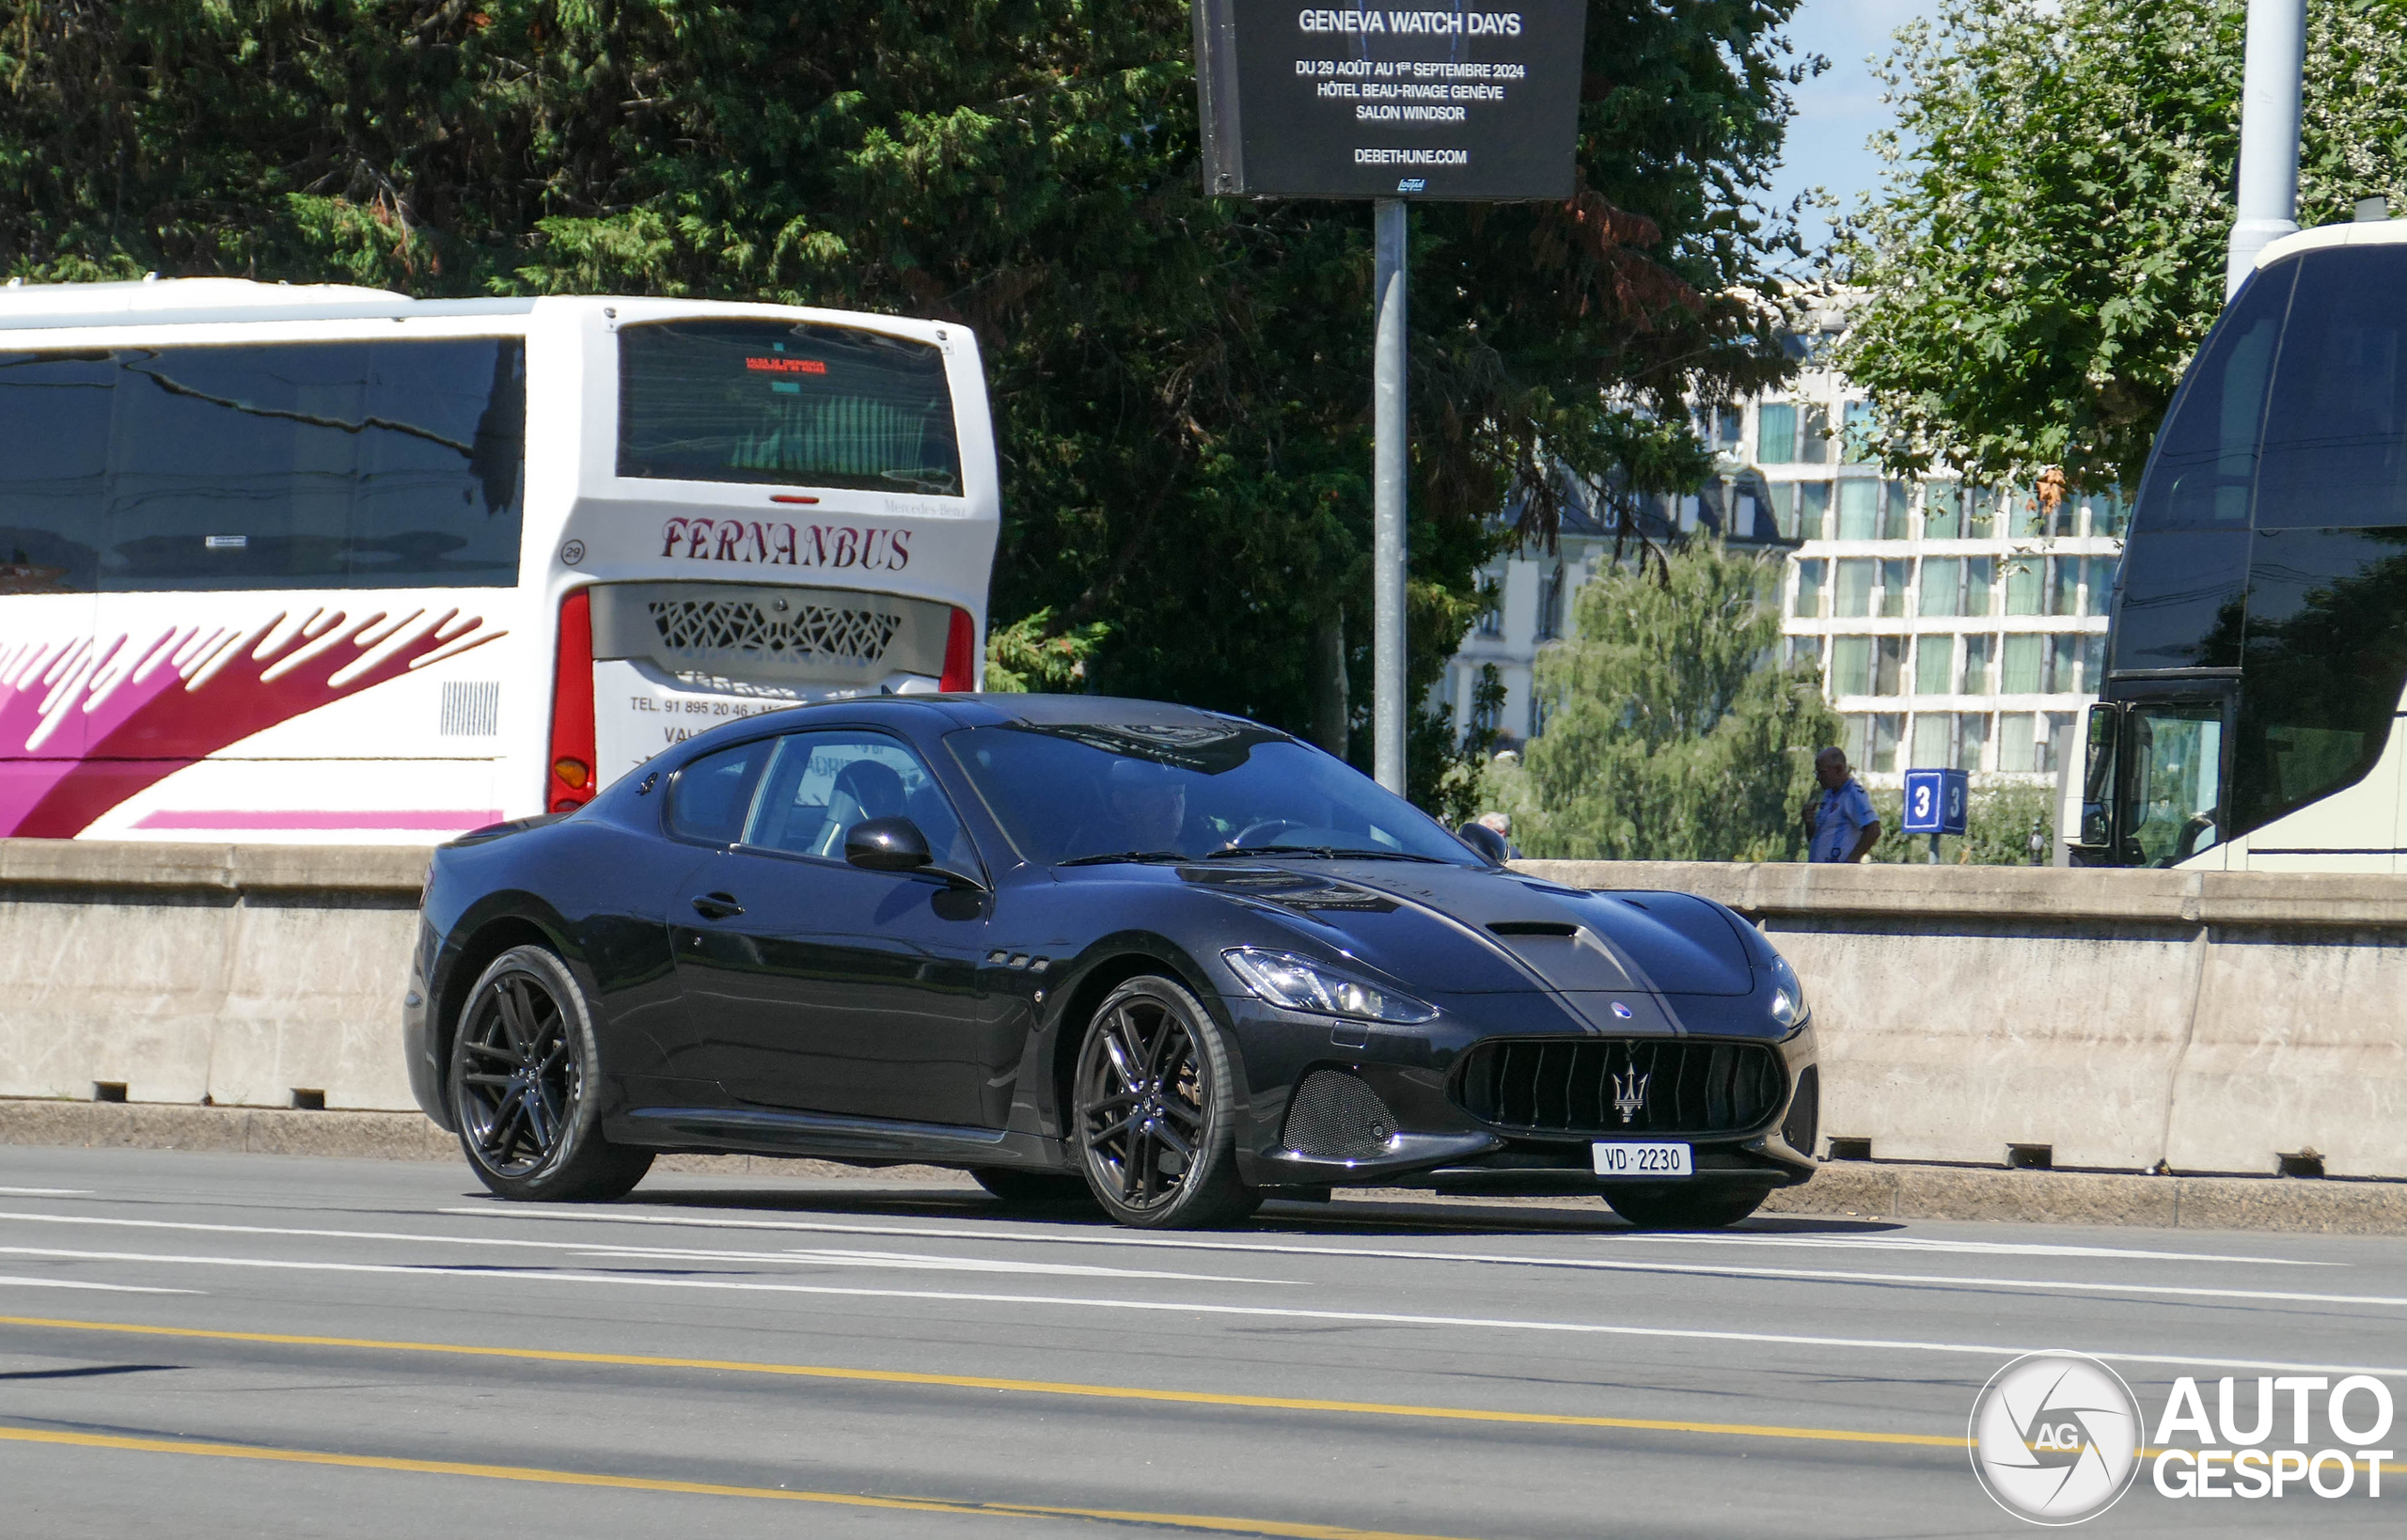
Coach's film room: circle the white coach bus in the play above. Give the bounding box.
[0,277,998,842]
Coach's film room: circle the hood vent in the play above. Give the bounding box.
[1487,920,1579,937]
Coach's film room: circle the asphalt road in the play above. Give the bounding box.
[0,1146,2399,1539]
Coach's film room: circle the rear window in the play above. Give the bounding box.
[616,320,961,496]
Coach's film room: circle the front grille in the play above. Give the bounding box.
[1454,1039,1785,1137]
[1282,1069,1400,1160]
[649,597,904,666]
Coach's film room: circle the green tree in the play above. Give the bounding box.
[1834,0,2407,494]
[1499,539,1837,859]
[0,1,1813,799]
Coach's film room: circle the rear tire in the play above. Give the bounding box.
[1071,974,1259,1230]
[1601,1183,1770,1230]
[971,1168,1097,1206]
[448,944,653,1202]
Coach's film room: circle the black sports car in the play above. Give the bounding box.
[403,694,1819,1229]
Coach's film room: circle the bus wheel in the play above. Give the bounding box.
[448,945,653,1202]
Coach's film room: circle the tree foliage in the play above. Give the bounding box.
[1835,0,2407,494]
[0,0,1809,794]
[1489,539,1836,859]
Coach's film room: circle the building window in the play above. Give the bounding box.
[1534,565,1565,640]
[1909,712,1949,768]
[1530,689,1555,737]
[1998,711,2038,771]
[1785,635,1824,671]
[1830,636,1872,696]
[1959,633,1997,694]
[2048,556,2080,616]
[2042,712,2077,773]
[1470,683,1503,736]
[1475,586,1502,637]
[2002,634,2045,693]
[1963,556,1996,616]
[1924,482,1960,539]
[1849,712,1903,773]
[1793,480,1831,539]
[2050,634,2083,693]
[1756,401,1798,464]
[2083,631,2107,687]
[1873,636,1905,695]
[1799,405,1833,464]
[1919,557,1961,617]
[1836,479,1880,540]
[1834,558,1877,618]
[1882,480,1912,540]
[1956,713,1990,772]
[1792,558,1825,617]
[1914,635,1955,696]
[1841,401,1879,464]
[1879,558,1911,618]
[2004,558,2043,616]
[2083,555,2116,615]
[2010,491,2048,538]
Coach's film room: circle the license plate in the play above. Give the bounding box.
[1592,1141,1691,1178]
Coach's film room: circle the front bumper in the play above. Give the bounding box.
[1221,993,1819,1193]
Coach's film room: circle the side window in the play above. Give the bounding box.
[667,739,772,844]
[2256,245,2407,528]
[2132,260,2295,531]
[0,353,111,591]
[743,731,974,871]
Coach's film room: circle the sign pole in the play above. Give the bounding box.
[1372,196,1408,794]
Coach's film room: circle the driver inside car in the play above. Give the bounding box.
[1102,758,1189,852]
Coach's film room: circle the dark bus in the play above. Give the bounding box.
[2079,225,2407,872]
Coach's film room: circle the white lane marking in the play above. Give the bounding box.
[1608,1233,2334,1266]
[417,1209,2394,1309]
[565,1246,1292,1282]
[0,1274,194,1295]
[5,1243,2404,1382]
[0,1189,92,1199]
[0,1213,1284,1287]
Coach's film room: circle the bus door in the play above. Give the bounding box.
[2077,688,2234,868]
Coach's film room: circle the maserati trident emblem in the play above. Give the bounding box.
[1611,1069,1649,1126]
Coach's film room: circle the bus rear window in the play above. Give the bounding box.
[617,321,961,496]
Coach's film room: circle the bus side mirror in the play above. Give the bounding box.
[2076,703,2119,849]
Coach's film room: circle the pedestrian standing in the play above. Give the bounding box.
[1806,746,1881,863]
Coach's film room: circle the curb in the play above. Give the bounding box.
[8,1099,2407,1235]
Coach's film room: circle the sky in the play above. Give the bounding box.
[1761,0,1934,259]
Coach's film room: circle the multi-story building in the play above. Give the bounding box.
[1440,302,2124,788]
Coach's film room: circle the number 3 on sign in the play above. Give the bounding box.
[1912,784,1933,821]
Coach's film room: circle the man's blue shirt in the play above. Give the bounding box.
[1810,777,1879,863]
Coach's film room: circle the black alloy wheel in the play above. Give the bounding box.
[448,945,653,1202]
[1072,975,1258,1229]
[1601,1182,1771,1230]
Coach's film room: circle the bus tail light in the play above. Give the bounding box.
[548,589,596,812]
[941,606,978,692]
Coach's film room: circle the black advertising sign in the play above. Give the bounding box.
[1193,0,1586,201]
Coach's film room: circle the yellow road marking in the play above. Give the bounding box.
[0,1312,1957,1451]
[0,1424,1467,1539]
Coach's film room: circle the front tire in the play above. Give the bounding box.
[1072,975,1258,1229]
[1601,1183,1770,1230]
[448,944,653,1202]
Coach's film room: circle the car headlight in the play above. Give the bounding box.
[1768,952,1809,1029]
[1222,948,1436,1025]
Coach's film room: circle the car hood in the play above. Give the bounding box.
[1177,860,1757,997]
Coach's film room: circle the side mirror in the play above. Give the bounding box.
[1455,821,1510,864]
[845,816,932,872]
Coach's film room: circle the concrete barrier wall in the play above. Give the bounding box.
[1518,862,2407,1179]
[2,839,2402,1181]
[0,840,424,1112]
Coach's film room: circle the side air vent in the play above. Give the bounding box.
[1282,1070,1400,1161]
[1487,921,1579,937]
[1781,1064,1818,1156]
[439,680,500,736]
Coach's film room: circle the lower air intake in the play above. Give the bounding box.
[1281,1070,1400,1161]
[1782,1064,1819,1155]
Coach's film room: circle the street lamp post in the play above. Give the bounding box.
[2226,0,2305,297]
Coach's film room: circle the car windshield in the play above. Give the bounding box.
[945,722,1477,867]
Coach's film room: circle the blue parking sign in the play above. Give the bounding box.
[1902,767,1969,836]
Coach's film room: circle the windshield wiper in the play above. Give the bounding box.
[1055,850,1193,867]
[1205,845,1454,863]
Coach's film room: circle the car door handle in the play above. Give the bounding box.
[691,892,744,920]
